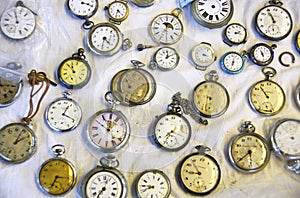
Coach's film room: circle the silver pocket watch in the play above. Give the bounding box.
[66,0,99,19]
[223,23,247,46]
[44,91,82,132]
[249,43,276,66]
[130,0,156,7]
[191,42,216,71]
[0,1,37,40]
[149,46,180,71]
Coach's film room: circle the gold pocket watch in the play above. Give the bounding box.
[176,145,221,195]
[37,144,76,196]
[149,8,184,45]
[80,155,128,198]
[56,48,91,89]
[0,62,23,107]
[0,1,37,40]
[110,60,156,106]
[104,0,129,24]
[44,91,82,132]
[191,70,230,118]
[83,20,132,56]
[86,92,131,153]
[248,67,285,116]
[227,121,270,173]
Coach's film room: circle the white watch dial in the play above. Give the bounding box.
[154,114,191,150]
[86,171,123,198]
[191,43,215,68]
[68,0,98,19]
[45,98,82,132]
[0,6,35,40]
[154,47,179,70]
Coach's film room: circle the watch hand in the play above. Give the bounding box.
[62,113,75,122]
[13,130,25,145]
[260,50,265,58]
[81,1,93,7]
[238,150,252,162]
[62,105,70,115]
[260,86,269,99]
[267,11,276,23]
[14,10,19,24]
[234,31,241,35]
[67,64,76,73]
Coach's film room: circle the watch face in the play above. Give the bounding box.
[87,109,130,153]
[87,23,122,56]
[248,80,285,115]
[45,97,82,132]
[107,1,129,22]
[81,167,127,198]
[0,123,36,163]
[220,51,245,74]
[295,30,300,53]
[191,43,215,69]
[249,43,274,66]
[154,47,180,71]
[192,81,230,118]
[57,57,91,89]
[0,77,22,107]
[228,133,270,173]
[153,113,191,151]
[255,5,292,41]
[37,158,76,196]
[192,0,233,29]
[271,119,300,157]
[178,152,221,195]
[224,23,247,45]
[0,6,36,40]
[117,68,156,106]
[149,12,183,45]
[136,170,171,198]
[67,0,98,19]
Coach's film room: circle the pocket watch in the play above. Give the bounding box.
[176,145,221,195]
[270,118,300,176]
[0,62,23,107]
[294,82,300,110]
[227,121,270,173]
[295,30,300,54]
[37,144,76,196]
[104,0,129,25]
[0,122,36,163]
[149,8,184,45]
[83,20,132,56]
[56,48,91,89]
[130,0,156,7]
[152,95,192,151]
[80,155,128,198]
[223,23,247,46]
[191,70,230,118]
[191,0,234,29]
[66,0,99,19]
[86,92,130,153]
[248,67,285,116]
[0,1,36,40]
[220,51,247,74]
[254,0,292,41]
[110,60,156,106]
[149,46,180,71]
[44,91,82,132]
[249,43,276,66]
[191,42,216,71]
[135,169,171,198]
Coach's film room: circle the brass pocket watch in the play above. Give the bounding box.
[248,67,285,116]
[80,155,128,198]
[254,0,292,41]
[270,118,300,176]
[110,60,156,106]
[191,0,234,29]
[227,121,270,173]
[0,1,37,40]
[149,8,184,45]
[66,0,99,19]
[83,20,132,56]
[56,48,91,89]
[44,91,82,132]
[191,70,230,118]
[149,46,180,71]
[0,62,23,107]
[86,92,130,153]
[104,0,129,25]
[295,30,300,54]
[176,145,221,195]
[37,144,76,196]
[135,169,171,198]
